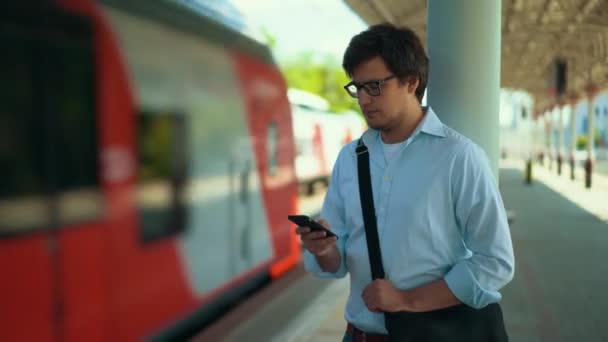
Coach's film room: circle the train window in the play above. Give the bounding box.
[42,27,103,226]
[137,112,189,242]
[267,122,279,175]
[0,34,50,234]
[0,10,101,235]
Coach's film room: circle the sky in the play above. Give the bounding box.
[230,0,367,63]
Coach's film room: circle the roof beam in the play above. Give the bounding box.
[537,0,554,25]
[503,0,514,34]
[512,0,553,75]
[368,0,396,24]
[394,8,426,28]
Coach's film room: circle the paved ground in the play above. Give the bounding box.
[499,165,608,342]
[596,159,608,175]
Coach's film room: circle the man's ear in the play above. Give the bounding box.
[407,77,419,94]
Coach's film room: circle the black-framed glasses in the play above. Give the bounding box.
[343,75,396,98]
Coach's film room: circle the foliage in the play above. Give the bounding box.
[259,26,277,50]
[278,53,360,113]
[575,130,601,150]
[258,28,359,114]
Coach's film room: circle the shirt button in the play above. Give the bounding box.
[384,175,391,181]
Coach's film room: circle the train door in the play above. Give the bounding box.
[228,137,255,275]
[0,4,107,341]
[228,120,278,273]
[232,54,300,276]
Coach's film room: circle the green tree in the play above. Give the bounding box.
[257,27,360,114]
[279,52,359,113]
[575,129,601,150]
[259,26,277,50]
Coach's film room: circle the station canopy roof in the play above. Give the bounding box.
[344,0,608,103]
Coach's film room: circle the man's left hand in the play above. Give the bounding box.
[361,279,411,313]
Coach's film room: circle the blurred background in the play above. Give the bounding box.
[1,0,607,341]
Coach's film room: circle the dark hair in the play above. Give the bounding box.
[343,23,428,103]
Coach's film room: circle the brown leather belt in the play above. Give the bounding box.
[346,323,389,342]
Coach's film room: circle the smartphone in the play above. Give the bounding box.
[288,215,338,239]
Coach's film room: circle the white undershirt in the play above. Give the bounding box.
[381,138,407,163]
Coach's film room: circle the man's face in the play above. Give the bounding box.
[349,56,416,131]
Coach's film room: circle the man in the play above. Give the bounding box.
[296,24,514,341]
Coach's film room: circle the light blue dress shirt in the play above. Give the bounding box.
[304,107,515,334]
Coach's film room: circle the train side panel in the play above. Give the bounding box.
[231,52,300,278]
[101,2,299,339]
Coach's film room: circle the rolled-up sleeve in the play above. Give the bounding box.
[303,148,350,279]
[444,144,515,309]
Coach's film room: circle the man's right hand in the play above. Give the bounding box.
[295,219,338,256]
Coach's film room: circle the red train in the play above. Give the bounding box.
[0,0,301,340]
[288,88,366,195]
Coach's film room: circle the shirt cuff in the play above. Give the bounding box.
[303,245,348,279]
[444,261,501,309]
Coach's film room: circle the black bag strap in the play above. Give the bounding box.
[356,139,385,280]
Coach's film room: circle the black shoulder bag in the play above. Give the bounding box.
[355,139,508,342]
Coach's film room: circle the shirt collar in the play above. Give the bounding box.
[360,106,446,145]
[359,107,445,167]
[419,107,446,138]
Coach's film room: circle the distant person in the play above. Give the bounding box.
[296,23,514,341]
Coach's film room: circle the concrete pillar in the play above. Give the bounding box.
[426,0,501,178]
[532,109,542,163]
[524,105,534,185]
[584,83,598,188]
[547,108,554,170]
[524,112,532,184]
[538,111,546,165]
[541,111,546,165]
[557,101,565,175]
[568,94,579,180]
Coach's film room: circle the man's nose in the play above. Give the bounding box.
[357,90,372,107]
